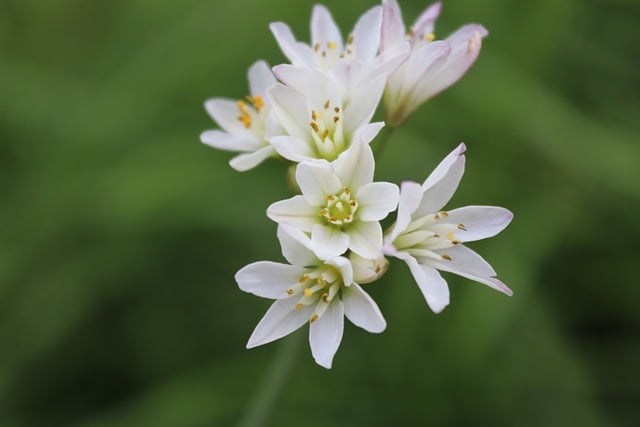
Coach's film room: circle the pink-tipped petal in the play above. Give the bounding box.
[381,0,405,51]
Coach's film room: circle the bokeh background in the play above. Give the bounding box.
[1,0,639,425]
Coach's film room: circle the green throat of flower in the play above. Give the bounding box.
[319,187,358,227]
[287,266,343,323]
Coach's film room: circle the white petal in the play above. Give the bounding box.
[229,145,275,172]
[397,40,450,98]
[325,256,353,289]
[267,195,319,232]
[350,6,382,62]
[427,244,497,277]
[247,298,313,348]
[445,206,513,242]
[343,283,387,332]
[380,0,406,52]
[352,122,385,145]
[370,41,410,81]
[277,224,318,267]
[412,1,442,39]
[356,182,399,222]
[272,64,309,95]
[309,299,344,369]
[311,4,343,51]
[236,261,309,299]
[269,22,314,67]
[397,252,450,313]
[332,139,374,191]
[248,60,277,96]
[413,24,487,102]
[415,142,466,216]
[344,74,387,135]
[348,221,383,259]
[385,180,423,243]
[270,135,316,162]
[266,84,310,141]
[200,129,261,152]
[296,161,342,206]
[311,224,350,260]
[204,99,254,136]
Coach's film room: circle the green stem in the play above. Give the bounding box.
[373,125,396,158]
[236,330,304,427]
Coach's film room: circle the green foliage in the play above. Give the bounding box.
[1,0,639,426]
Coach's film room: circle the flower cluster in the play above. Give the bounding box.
[201,1,512,369]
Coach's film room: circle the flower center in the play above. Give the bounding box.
[319,187,358,226]
[312,34,355,70]
[392,210,467,262]
[308,99,345,160]
[286,266,343,323]
[236,95,266,130]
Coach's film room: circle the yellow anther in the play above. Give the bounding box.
[333,116,340,123]
[324,100,330,109]
[349,200,356,206]
[310,122,319,132]
[426,33,436,41]
[441,254,452,261]
[439,210,449,218]
[321,129,329,140]
[452,240,460,245]
[347,34,354,45]
[458,224,467,231]
[346,48,353,55]
[319,208,329,217]
[330,215,339,222]
[237,113,251,128]
[298,274,309,283]
[321,293,329,302]
[310,314,319,323]
[407,27,415,38]
[311,110,317,121]
[334,106,340,113]
[286,289,294,295]
[375,266,381,273]
[343,187,350,194]
[447,232,455,240]
[294,303,304,310]
[314,43,320,52]
[327,41,337,50]
[237,100,248,111]
[252,95,264,110]
[304,288,313,297]
[327,195,336,201]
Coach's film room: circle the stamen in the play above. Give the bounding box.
[327,41,337,50]
[333,116,340,123]
[314,43,320,52]
[334,106,340,113]
[304,288,313,297]
[426,33,436,41]
[321,129,329,140]
[311,110,317,121]
[324,100,330,110]
[441,254,452,261]
[447,232,455,240]
[294,303,304,310]
[321,292,329,303]
[310,314,319,323]
[327,195,336,201]
[458,224,467,231]
[310,122,319,132]
[298,274,309,283]
[286,289,294,295]
[439,210,449,218]
[347,34,354,45]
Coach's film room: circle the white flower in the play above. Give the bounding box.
[236,225,387,369]
[383,143,513,313]
[266,67,385,162]
[200,61,283,171]
[267,140,399,260]
[269,4,409,82]
[381,0,488,126]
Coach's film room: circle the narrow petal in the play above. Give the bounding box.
[248,60,277,96]
[396,40,450,97]
[324,256,353,290]
[445,206,513,242]
[309,299,344,369]
[385,180,423,243]
[270,135,316,163]
[267,195,319,232]
[396,251,450,313]
[311,224,350,260]
[415,142,466,216]
[350,6,382,62]
[269,22,314,67]
[381,0,406,52]
[344,74,388,135]
[200,129,261,152]
[427,244,497,277]
[272,64,309,95]
[236,261,309,299]
[204,99,254,136]
[333,139,374,191]
[296,160,342,206]
[352,122,385,145]
[277,224,319,267]
[311,4,343,51]
[266,83,310,141]
[229,145,275,172]
[343,283,387,332]
[412,1,442,39]
[247,298,314,348]
[348,221,383,259]
[356,181,399,222]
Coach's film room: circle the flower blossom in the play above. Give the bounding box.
[268,140,399,260]
[383,143,513,313]
[381,0,488,126]
[200,61,283,171]
[236,225,387,369]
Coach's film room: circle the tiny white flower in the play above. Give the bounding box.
[236,225,387,369]
[267,67,385,162]
[381,0,488,126]
[269,4,409,82]
[200,61,283,171]
[383,143,513,313]
[268,140,399,260]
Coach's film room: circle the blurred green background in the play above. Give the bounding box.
[1,0,639,425]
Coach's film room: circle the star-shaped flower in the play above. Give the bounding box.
[383,143,513,313]
[381,0,488,126]
[267,140,399,260]
[236,225,387,369]
[200,61,283,171]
